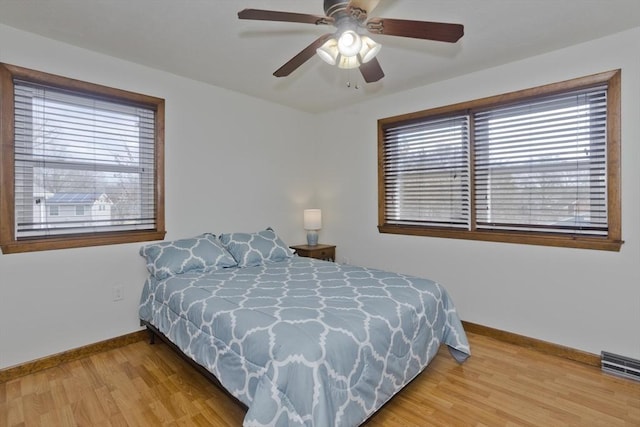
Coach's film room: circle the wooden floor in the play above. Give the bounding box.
[1,332,639,426]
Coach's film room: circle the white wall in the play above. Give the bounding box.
[0,24,317,369]
[316,27,640,359]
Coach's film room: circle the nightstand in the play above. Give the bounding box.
[290,244,336,262]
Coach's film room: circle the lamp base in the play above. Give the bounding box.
[306,230,318,246]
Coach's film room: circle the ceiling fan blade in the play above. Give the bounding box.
[366,18,464,42]
[359,57,385,83]
[346,0,381,21]
[238,9,334,25]
[273,34,334,77]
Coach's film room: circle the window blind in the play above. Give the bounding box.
[381,115,470,228]
[13,79,157,238]
[474,86,608,235]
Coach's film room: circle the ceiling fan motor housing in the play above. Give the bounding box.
[323,0,350,18]
[324,0,364,38]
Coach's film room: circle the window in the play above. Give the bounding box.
[0,63,166,253]
[378,70,622,251]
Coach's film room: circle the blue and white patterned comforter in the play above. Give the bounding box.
[139,257,470,427]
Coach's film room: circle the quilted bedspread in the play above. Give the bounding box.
[139,257,470,427]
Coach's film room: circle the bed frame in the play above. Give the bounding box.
[141,320,248,410]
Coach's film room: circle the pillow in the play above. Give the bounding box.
[140,233,237,279]
[219,228,293,267]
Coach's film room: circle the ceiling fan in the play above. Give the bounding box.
[238,0,464,83]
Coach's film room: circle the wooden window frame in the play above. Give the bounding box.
[0,63,166,254]
[378,70,622,251]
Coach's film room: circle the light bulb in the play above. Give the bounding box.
[337,30,362,57]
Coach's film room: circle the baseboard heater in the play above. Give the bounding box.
[601,351,640,381]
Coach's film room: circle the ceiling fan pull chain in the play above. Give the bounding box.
[346,80,360,90]
[346,67,360,90]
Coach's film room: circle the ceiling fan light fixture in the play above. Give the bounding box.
[359,35,381,63]
[316,38,339,65]
[337,30,362,57]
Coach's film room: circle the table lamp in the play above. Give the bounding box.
[303,209,322,246]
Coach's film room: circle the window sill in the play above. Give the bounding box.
[0,230,166,254]
[378,225,623,252]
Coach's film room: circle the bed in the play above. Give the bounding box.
[138,230,470,427]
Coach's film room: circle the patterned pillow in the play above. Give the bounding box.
[219,228,293,267]
[140,233,237,279]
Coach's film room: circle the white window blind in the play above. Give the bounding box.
[381,115,470,228]
[14,79,157,238]
[474,86,608,236]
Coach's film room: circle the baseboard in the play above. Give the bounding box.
[463,321,600,367]
[0,330,147,383]
[1,322,601,383]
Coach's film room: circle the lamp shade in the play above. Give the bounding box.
[337,55,361,69]
[316,38,339,65]
[303,209,322,230]
[359,36,381,63]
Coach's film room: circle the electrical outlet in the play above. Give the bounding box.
[112,285,124,301]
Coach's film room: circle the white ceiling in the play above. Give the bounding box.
[1,0,639,113]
